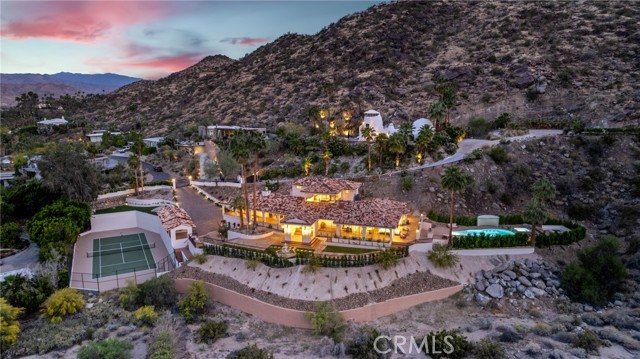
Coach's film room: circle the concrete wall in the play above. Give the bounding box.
[191,180,241,188]
[175,278,462,329]
[228,230,274,240]
[88,212,138,232]
[125,198,175,207]
[453,247,535,256]
[97,185,172,200]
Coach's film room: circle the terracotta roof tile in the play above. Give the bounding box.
[157,206,196,232]
[292,176,362,194]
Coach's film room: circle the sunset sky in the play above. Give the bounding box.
[0,1,381,79]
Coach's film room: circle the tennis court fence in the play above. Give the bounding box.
[70,251,179,292]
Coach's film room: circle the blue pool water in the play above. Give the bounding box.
[452,228,515,237]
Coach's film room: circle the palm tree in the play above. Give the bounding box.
[360,125,376,171]
[398,122,415,144]
[322,150,333,176]
[430,101,446,133]
[523,198,548,247]
[128,154,140,195]
[248,132,266,227]
[230,131,251,229]
[233,196,245,230]
[435,78,456,126]
[387,133,406,168]
[441,166,469,246]
[415,125,433,162]
[374,133,388,168]
[302,157,312,176]
[306,105,320,129]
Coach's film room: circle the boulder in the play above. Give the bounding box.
[475,293,491,306]
[530,287,547,297]
[518,276,532,287]
[503,270,517,280]
[533,279,547,289]
[475,281,486,292]
[486,283,504,299]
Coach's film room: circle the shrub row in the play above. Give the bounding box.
[581,127,640,135]
[428,211,587,248]
[451,232,530,249]
[203,243,409,268]
[145,180,173,187]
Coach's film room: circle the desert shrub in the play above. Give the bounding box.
[0,274,55,314]
[567,203,597,220]
[561,237,627,305]
[463,148,484,163]
[77,338,133,359]
[573,329,602,353]
[43,288,85,323]
[134,305,158,326]
[136,275,178,309]
[191,253,207,265]
[467,117,491,138]
[375,249,399,269]
[118,280,141,310]
[347,327,390,359]
[427,244,460,268]
[227,343,274,359]
[301,255,322,274]
[400,176,414,191]
[474,338,507,359]
[148,315,179,359]
[305,302,345,341]
[494,113,512,128]
[488,146,508,164]
[422,329,472,359]
[197,320,228,344]
[0,297,24,347]
[179,280,208,323]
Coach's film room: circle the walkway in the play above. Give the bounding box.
[175,186,222,238]
[0,234,38,280]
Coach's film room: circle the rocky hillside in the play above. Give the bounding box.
[79,1,639,134]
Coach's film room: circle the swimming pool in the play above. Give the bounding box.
[452,228,515,237]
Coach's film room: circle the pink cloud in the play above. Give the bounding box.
[86,52,207,79]
[222,37,269,46]
[1,2,174,42]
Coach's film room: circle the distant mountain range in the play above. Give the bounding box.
[0,72,141,106]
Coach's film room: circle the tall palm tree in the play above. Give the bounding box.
[435,78,456,126]
[302,157,312,176]
[360,125,376,171]
[233,196,245,230]
[523,198,547,247]
[374,133,388,168]
[248,132,266,227]
[398,122,415,144]
[415,125,434,162]
[128,154,140,195]
[430,101,446,133]
[230,131,251,229]
[441,166,469,246]
[387,133,406,168]
[323,150,333,176]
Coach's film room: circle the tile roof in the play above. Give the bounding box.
[157,206,196,232]
[292,176,362,194]
[249,193,408,228]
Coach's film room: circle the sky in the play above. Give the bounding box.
[0,1,382,79]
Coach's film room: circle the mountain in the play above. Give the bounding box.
[78,1,639,134]
[0,72,141,106]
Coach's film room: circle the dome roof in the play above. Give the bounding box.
[412,118,434,137]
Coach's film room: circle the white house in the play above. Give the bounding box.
[143,137,164,148]
[38,117,68,126]
[412,118,434,138]
[86,130,123,143]
[358,110,398,140]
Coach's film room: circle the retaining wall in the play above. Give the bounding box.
[191,180,241,188]
[175,278,462,328]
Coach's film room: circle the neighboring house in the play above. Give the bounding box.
[93,156,119,171]
[86,130,122,143]
[18,155,42,179]
[143,137,164,148]
[37,117,68,126]
[357,110,434,141]
[222,177,412,246]
[198,125,267,140]
[0,171,15,187]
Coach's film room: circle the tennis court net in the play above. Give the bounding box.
[87,242,155,257]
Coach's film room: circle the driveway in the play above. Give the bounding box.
[0,235,38,280]
[109,154,171,182]
[175,186,222,238]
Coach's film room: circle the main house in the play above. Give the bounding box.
[222,177,413,247]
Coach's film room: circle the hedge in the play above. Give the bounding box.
[451,232,530,249]
[428,211,587,248]
[202,243,409,268]
[145,180,173,187]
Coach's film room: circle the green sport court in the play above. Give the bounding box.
[90,233,156,279]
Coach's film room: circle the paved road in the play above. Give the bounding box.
[176,186,222,238]
[109,154,171,182]
[0,235,38,278]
